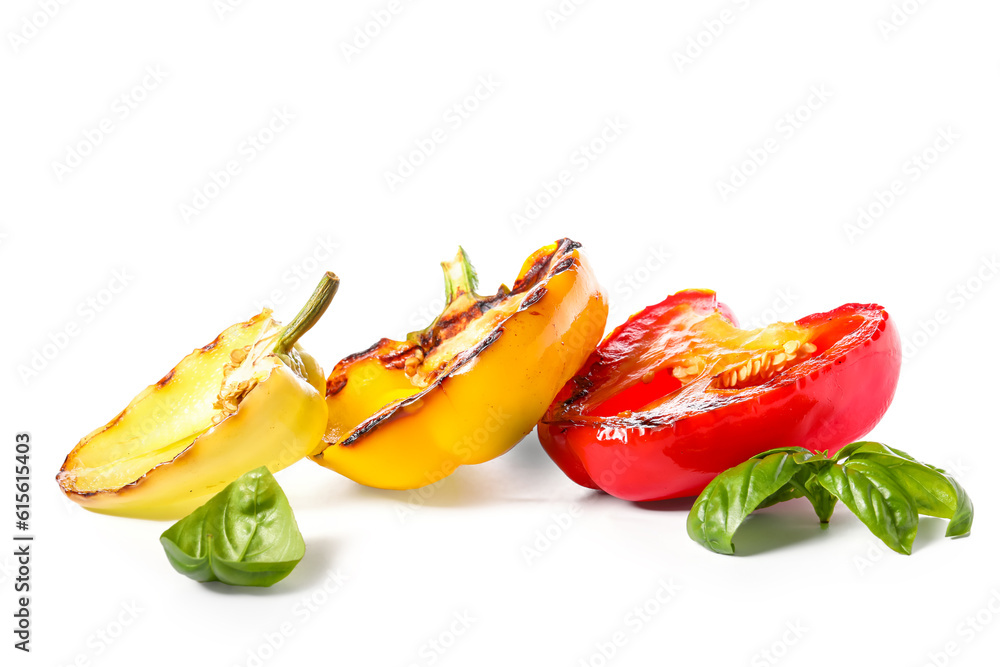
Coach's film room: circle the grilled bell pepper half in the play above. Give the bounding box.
[56,273,339,519]
[538,289,902,501]
[313,238,608,489]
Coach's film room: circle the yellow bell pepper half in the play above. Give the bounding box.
[314,239,608,489]
[57,273,339,520]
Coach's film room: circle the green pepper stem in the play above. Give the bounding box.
[441,246,479,304]
[272,271,339,356]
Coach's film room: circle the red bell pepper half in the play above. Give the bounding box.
[537,289,902,501]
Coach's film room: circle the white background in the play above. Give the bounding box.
[3,1,999,666]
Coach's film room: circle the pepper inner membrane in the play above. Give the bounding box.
[584,309,854,418]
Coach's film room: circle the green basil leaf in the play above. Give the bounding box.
[942,476,974,538]
[750,446,816,461]
[815,459,919,554]
[756,473,837,526]
[797,473,838,523]
[833,441,926,466]
[833,442,954,478]
[690,441,974,557]
[160,467,305,587]
[756,450,836,522]
[756,478,805,509]
[831,441,882,461]
[687,450,809,555]
[837,444,973,538]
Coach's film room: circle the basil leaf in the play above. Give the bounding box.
[795,473,838,524]
[687,450,809,555]
[831,441,883,461]
[815,459,919,554]
[756,477,805,509]
[689,441,974,556]
[836,444,973,538]
[834,441,928,467]
[942,476,974,538]
[756,451,836,522]
[160,467,305,587]
[750,446,816,461]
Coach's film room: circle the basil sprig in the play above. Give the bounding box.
[160,467,305,587]
[687,442,973,556]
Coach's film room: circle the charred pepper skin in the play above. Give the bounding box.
[57,273,339,520]
[314,239,608,490]
[538,290,902,501]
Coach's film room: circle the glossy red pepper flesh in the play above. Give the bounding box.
[537,289,902,501]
